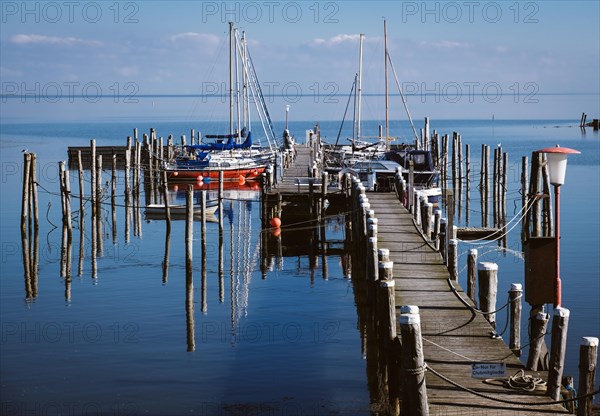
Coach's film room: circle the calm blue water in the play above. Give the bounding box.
[1,118,599,413]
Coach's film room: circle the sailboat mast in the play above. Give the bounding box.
[357,33,364,141]
[241,31,248,129]
[234,28,242,142]
[229,21,234,136]
[384,20,389,150]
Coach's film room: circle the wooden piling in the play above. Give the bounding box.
[477,262,498,329]
[439,218,447,261]
[465,143,470,225]
[509,283,522,355]
[368,237,379,281]
[111,154,117,243]
[161,170,171,284]
[578,337,598,415]
[77,151,85,218]
[90,139,96,220]
[399,306,429,416]
[63,163,72,232]
[432,210,441,250]
[547,306,570,401]
[447,239,458,281]
[96,155,103,256]
[467,249,477,303]
[527,312,550,371]
[521,156,528,240]
[185,184,194,280]
[378,269,396,337]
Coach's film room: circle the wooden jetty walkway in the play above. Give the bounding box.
[264,137,583,415]
[368,193,569,415]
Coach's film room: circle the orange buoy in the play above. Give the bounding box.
[270,217,281,227]
[239,175,246,185]
[173,171,179,177]
[272,227,281,237]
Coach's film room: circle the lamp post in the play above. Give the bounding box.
[535,145,580,307]
[285,105,290,131]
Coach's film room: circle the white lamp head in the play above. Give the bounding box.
[536,145,580,186]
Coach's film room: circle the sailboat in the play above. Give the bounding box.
[164,23,279,182]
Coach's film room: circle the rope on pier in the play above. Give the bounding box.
[426,363,600,406]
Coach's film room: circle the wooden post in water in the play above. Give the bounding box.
[451,132,457,194]
[440,135,446,196]
[185,184,194,280]
[509,283,522,356]
[77,151,85,218]
[457,134,463,218]
[111,153,117,243]
[527,312,550,370]
[547,307,570,400]
[58,161,66,225]
[478,262,498,329]
[399,305,429,416]
[185,184,195,352]
[521,156,529,240]
[578,337,598,416]
[201,190,207,241]
[492,147,499,227]
[465,143,470,225]
[161,170,171,284]
[90,139,96,220]
[482,145,490,227]
[467,249,477,303]
[21,152,31,271]
[447,239,458,281]
[63,163,72,232]
[96,155,103,256]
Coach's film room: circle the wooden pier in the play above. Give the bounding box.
[368,193,569,415]
[263,136,592,415]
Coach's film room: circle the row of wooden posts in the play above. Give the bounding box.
[344,172,598,414]
[412,122,511,232]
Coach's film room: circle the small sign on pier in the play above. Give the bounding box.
[471,362,506,379]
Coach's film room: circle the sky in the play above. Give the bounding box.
[1,0,599,122]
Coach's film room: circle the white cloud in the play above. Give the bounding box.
[170,32,220,46]
[10,34,102,47]
[309,34,362,47]
[496,45,509,53]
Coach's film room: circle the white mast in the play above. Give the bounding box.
[234,28,241,142]
[384,20,389,149]
[228,21,234,136]
[357,33,364,141]
[241,31,248,129]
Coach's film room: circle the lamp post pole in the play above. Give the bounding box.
[554,183,561,307]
